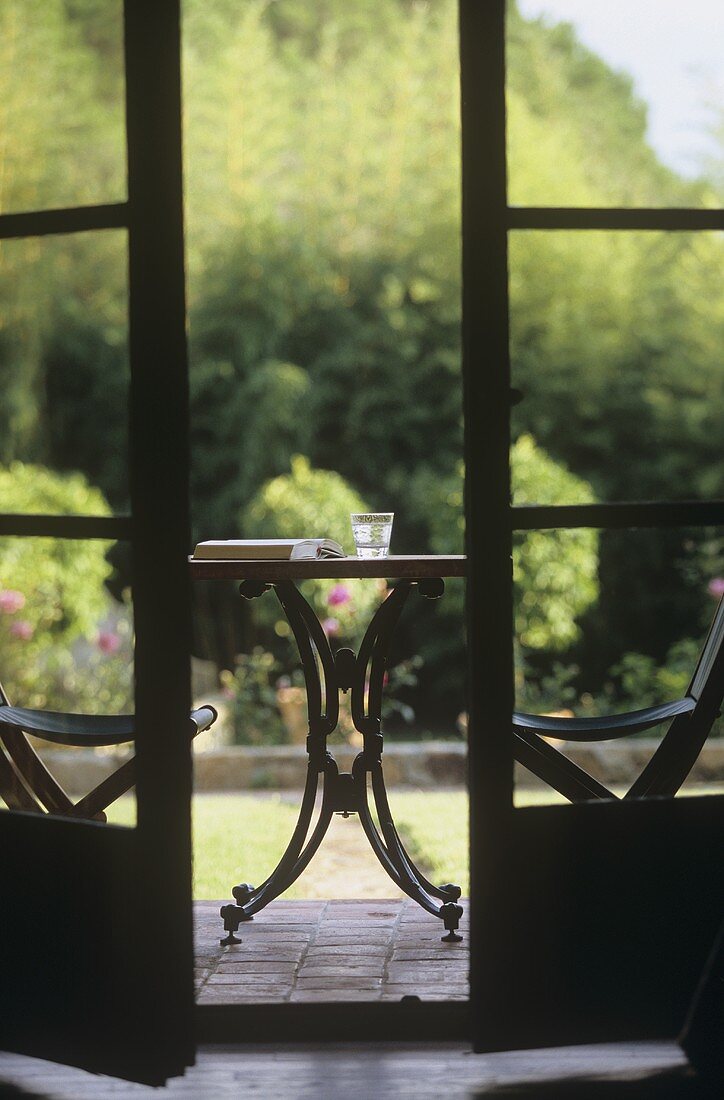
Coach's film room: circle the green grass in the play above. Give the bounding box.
[385,789,469,895]
[107,792,301,898]
[107,784,724,900]
[108,790,470,898]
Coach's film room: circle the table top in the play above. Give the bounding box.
[189,554,466,582]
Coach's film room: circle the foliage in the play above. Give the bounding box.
[244,455,385,646]
[511,436,599,651]
[220,648,287,746]
[406,436,599,709]
[611,638,701,711]
[1,0,722,723]
[0,463,132,710]
[514,647,581,715]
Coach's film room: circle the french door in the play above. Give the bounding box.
[461,0,724,1050]
[0,2,195,1084]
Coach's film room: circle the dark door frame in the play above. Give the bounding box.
[0,1,195,1083]
[460,0,724,1054]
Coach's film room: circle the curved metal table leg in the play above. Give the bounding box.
[349,580,463,940]
[221,575,463,944]
[351,755,440,917]
[370,763,461,904]
[221,579,339,943]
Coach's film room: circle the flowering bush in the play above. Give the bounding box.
[0,463,133,712]
[221,648,287,745]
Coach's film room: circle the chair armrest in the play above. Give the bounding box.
[0,706,135,747]
[190,705,218,734]
[0,703,218,747]
[513,696,696,742]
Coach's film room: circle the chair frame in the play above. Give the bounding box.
[0,677,215,821]
[513,596,724,801]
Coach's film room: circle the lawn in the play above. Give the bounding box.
[107,783,723,899]
[107,789,471,898]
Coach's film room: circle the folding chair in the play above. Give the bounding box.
[0,678,216,820]
[513,597,724,801]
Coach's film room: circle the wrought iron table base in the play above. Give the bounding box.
[220,577,463,945]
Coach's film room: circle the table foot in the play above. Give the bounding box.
[440,901,464,943]
[219,902,243,945]
[232,883,256,918]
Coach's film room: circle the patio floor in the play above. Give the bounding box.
[194,898,469,1004]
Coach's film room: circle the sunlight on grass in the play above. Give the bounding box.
[107,793,300,899]
[107,785,724,900]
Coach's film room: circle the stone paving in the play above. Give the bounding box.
[194,898,469,1004]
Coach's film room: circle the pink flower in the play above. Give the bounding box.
[327,584,351,607]
[708,577,724,600]
[322,617,340,637]
[10,620,33,641]
[0,590,25,614]
[97,629,121,655]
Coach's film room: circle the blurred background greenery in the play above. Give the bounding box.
[0,1,721,740]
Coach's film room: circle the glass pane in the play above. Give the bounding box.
[513,526,724,805]
[508,0,723,208]
[0,1,126,214]
[0,537,136,825]
[509,230,724,504]
[0,230,129,514]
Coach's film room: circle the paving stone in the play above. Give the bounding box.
[289,989,382,1002]
[391,949,466,960]
[217,948,303,961]
[387,968,462,983]
[206,976,298,990]
[312,934,393,946]
[216,961,302,974]
[193,898,469,1005]
[217,960,298,973]
[294,979,382,991]
[298,965,384,977]
[305,944,390,956]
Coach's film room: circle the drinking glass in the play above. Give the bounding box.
[350,513,394,559]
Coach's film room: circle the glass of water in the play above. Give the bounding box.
[350,513,394,559]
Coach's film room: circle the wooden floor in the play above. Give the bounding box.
[0,1042,694,1099]
[194,898,469,1003]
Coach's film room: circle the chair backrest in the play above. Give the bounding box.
[514,597,724,803]
[629,595,724,799]
[0,675,80,815]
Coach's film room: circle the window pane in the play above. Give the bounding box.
[507,0,723,208]
[0,231,129,514]
[510,230,724,504]
[0,537,135,825]
[0,1,126,214]
[513,525,724,805]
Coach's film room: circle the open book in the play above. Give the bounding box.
[192,538,345,561]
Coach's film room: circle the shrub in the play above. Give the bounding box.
[243,455,385,647]
[0,463,131,711]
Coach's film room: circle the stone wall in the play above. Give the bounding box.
[37,739,724,796]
